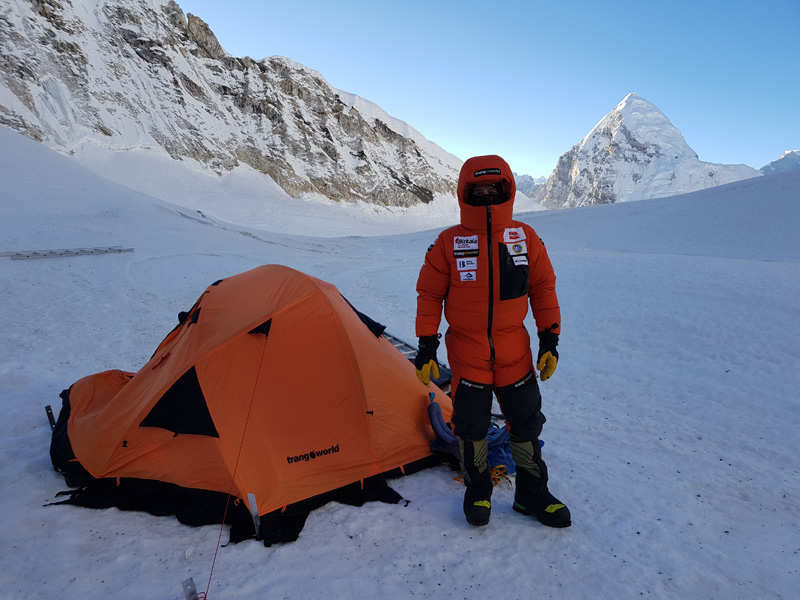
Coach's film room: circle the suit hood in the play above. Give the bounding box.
[457,155,517,230]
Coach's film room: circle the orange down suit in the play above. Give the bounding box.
[416,155,561,389]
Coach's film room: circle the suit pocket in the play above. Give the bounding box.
[498,243,529,300]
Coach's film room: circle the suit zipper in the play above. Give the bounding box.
[486,206,495,365]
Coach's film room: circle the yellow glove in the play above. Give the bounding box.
[536,351,558,381]
[416,360,440,386]
[536,330,559,381]
[414,335,440,386]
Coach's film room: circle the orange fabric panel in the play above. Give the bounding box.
[68,369,134,475]
[97,429,236,494]
[209,288,376,511]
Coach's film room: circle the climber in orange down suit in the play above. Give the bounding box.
[414,155,570,528]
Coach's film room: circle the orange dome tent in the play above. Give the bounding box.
[50,265,452,544]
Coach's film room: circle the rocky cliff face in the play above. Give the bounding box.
[533,93,760,209]
[513,173,545,197]
[0,0,460,207]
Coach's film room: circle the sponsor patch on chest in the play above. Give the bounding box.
[456,257,478,271]
[453,236,479,281]
[507,234,528,265]
[504,227,527,243]
[507,240,527,256]
[453,234,479,258]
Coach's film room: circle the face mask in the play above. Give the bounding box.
[465,185,508,206]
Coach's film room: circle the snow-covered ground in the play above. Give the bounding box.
[1,126,798,599]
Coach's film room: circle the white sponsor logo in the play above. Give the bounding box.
[456,257,478,271]
[460,271,477,282]
[507,241,527,255]
[513,255,529,266]
[454,235,479,251]
[504,227,527,243]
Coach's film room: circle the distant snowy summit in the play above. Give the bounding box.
[760,150,800,175]
[0,0,460,208]
[533,93,761,209]
[514,173,547,197]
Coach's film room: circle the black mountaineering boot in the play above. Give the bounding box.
[510,439,571,528]
[460,438,493,526]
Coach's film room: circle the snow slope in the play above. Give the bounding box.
[1,126,798,599]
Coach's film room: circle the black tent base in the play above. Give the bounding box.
[49,459,439,547]
[231,475,406,546]
[49,477,251,526]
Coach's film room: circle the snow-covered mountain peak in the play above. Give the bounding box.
[760,149,800,174]
[583,92,697,161]
[604,92,668,129]
[534,93,759,208]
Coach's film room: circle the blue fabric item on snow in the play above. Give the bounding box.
[428,394,519,474]
[429,421,517,473]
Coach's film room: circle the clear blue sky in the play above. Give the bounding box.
[176,0,799,177]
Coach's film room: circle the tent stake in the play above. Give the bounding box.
[247,493,261,537]
[182,578,199,600]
